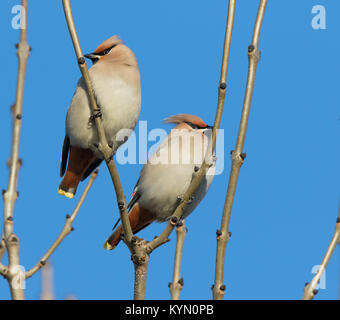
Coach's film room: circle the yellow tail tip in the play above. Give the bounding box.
[58,188,74,199]
[104,240,116,251]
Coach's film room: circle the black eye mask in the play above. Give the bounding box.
[97,44,118,56]
[186,122,213,130]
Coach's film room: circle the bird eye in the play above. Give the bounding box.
[186,122,199,129]
[98,44,117,56]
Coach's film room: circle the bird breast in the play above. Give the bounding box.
[65,64,141,157]
[137,129,215,221]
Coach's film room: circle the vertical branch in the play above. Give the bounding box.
[302,208,340,300]
[131,239,150,300]
[213,0,267,300]
[2,0,30,300]
[169,221,187,300]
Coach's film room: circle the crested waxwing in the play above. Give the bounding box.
[104,114,216,250]
[59,35,141,198]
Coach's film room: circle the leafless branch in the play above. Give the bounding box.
[25,171,98,279]
[302,207,340,300]
[213,0,267,300]
[169,221,187,300]
[1,0,30,300]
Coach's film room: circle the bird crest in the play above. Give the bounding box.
[164,114,208,128]
[93,35,123,54]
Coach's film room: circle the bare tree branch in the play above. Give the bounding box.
[302,207,340,300]
[25,171,97,279]
[169,221,186,300]
[1,0,30,300]
[0,238,5,263]
[213,0,267,300]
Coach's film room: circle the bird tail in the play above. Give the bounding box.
[104,204,154,250]
[58,146,97,199]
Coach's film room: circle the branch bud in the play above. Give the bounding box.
[78,57,85,65]
[171,216,178,225]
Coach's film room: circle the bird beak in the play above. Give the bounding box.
[206,125,214,129]
[84,53,100,63]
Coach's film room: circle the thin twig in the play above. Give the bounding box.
[2,0,30,300]
[302,207,340,300]
[169,221,187,300]
[213,0,267,300]
[25,171,97,279]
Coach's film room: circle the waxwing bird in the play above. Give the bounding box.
[104,114,216,250]
[59,35,141,198]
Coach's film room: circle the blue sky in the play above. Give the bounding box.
[1,0,339,300]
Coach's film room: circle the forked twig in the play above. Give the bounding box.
[213,0,267,300]
[25,171,98,279]
[103,0,236,299]
[1,0,30,300]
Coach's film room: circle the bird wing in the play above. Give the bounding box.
[60,135,70,177]
[81,158,103,181]
[111,179,141,231]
